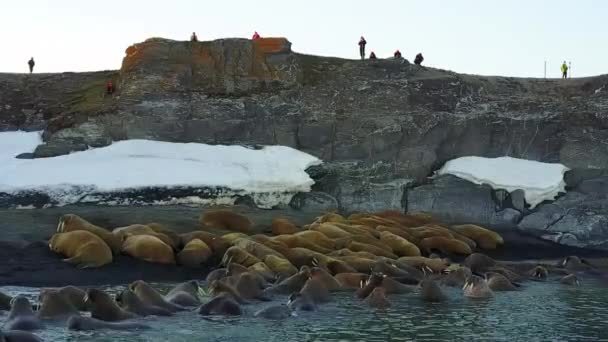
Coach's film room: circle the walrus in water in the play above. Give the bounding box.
[334,273,368,290]
[37,290,79,319]
[233,273,271,301]
[84,289,138,322]
[561,256,596,273]
[287,292,316,312]
[254,305,295,320]
[463,253,497,273]
[208,280,247,305]
[419,279,447,302]
[309,267,345,292]
[264,266,311,295]
[40,285,87,311]
[463,275,493,299]
[0,290,12,311]
[0,329,43,342]
[560,274,580,286]
[356,273,385,299]
[380,275,416,294]
[300,277,331,304]
[66,315,150,331]
[4,296,44,331]
[198,293,242,316]
[165,281,201,307]
[206,268,228,283]
[115,289,173,317]
[366,287,391,310]
[485,272,518,291]
[440,265,472,288]
[129,280,185,312]
[528,265,548,281]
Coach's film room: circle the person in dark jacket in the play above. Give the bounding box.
[369,51,377,59]
[394,50,402,59]
[28,57,35,73]
[358,36,367,60]
[190,32,198,42]
[414,53,424,65]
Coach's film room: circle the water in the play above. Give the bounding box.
[2,281,608,342]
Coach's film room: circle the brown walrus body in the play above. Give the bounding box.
[198,293,242,316]
[271,218,299,235]
[122,235,175,265]
[84,289,138,322]
[177,239,212,268]
[57,214,122,255]
[37,290,79,319]
[165,281,201,307]
[420,279,447,302]
[115,289,173,317]
[200,210,253,233]
[5,296,44,331]
[129,280,185,312]
[49,230,113,268]
[366,287,391,309]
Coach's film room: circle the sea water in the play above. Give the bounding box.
[1,281,607,342]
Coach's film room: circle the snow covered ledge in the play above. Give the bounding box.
[0,132,321,209]
[437,156,569,208]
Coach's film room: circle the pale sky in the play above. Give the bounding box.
[1,0,606,77]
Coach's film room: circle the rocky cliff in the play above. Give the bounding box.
[1,37,608,250]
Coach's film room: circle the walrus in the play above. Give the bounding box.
[122,234,175,265]
[271,218,299,235]
[66,315,150,331]
[113,224,177,250]
[4,296,43,331]
[333,273,367,290]
[419,279,447,302]
[250,235,292,255]
[198,293,242,316]
[463,275,493,299]
[334,256,375,273]
[328,249,376,259]
[115,289,173,317]
[379,231,421,257]
[199,209,253,234]
[376,226,420,245]
[280,247,322,269]
[440,266,472,287]
[450,224,504,250]
[372,258,417,279]
[356,272,385,299]
[129,280,185,312]
[287,292,316,312]
[312,212,346,224]
[528,265,548,281]
[273,235,333,255]
[330,222,379,238]
[561,256,595,273]
[165,281,201,307]
[348,241,398,259]
[40,286,87,311]
[84,289,138,322]
[397,256,450,273]
[49,230,113,268]
[293,230,339,250]
[380,276,415,294]
[227,263,269,289]
[419,236,473,255]
[463,253,497,273]
[234,272,271,301]
[249,262,276,282]
[560,274,580,286]
[375,210,436,226]
[310,223,353,239]
[300,277,331,304]
[57,214,122,255]
[208,280,247,305]
[0,329,43,342]
[221,246,261,267]
[320,257,358,275]
[485,272,518,291]
[0,290,12,311]
[177,238,212,268]
[254,305,294,320]
[146,222,181,249]
[264,267,311,295]
[366,287,391,309]
[180,231,230,256]
[309,267,345,292]
[206,268,228,283]
[233,238,285,260]
[37,290,79,319]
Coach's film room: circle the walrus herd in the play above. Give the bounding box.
[0,209,604,340]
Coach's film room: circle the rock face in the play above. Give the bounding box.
[1,37,608,250]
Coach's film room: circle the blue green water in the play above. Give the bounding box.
[2,280,607,342]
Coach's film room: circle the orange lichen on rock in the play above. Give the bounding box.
[253,38,292,54]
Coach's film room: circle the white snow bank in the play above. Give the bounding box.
[0,131,321,208]
[438,156,569,208]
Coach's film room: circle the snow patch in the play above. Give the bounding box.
[0,131,321,208]
[438,156,569,208]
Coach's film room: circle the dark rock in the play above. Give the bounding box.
[14,153,34,159]
[289,192,338,212]
[509,189,527,212]
[406,175,521,227]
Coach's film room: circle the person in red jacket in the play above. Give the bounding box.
[106,81,114,95]
[358,36,367,60]
[252,31,261,40]
[394,50,402,59]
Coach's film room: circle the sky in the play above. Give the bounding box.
[1,0,606,77]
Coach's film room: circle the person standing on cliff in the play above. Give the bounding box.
[561,61,568,79]
[358,36,367,60]
[252,31,261,40]
[190,32,198,42]
[28,57,35,73]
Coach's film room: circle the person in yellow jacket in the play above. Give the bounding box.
[561,61,568,79]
